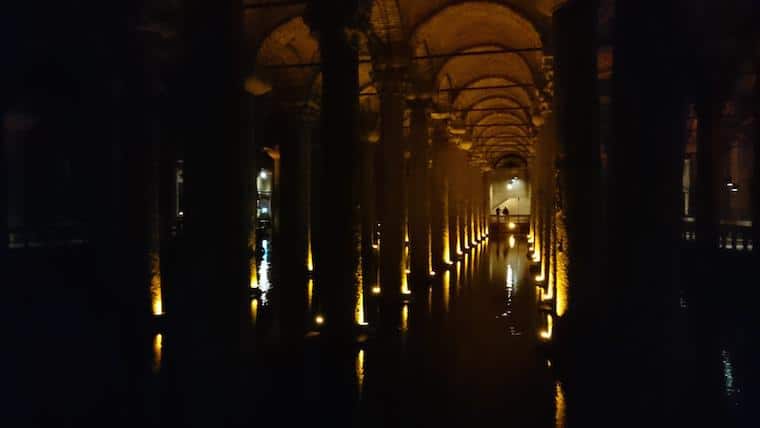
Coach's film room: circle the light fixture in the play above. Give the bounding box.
[371,286,381,295]
[315,315,325,325]
[260,170,268,179]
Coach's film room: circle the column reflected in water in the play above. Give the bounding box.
[152,333,163,374]
[356,349,366,399]
[250,299,259,327]
[442,270,451,313]
[555,381,566,428]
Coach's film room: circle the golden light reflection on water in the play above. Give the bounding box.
[540,314,553,340]
[443,270,451,312]
[307,279,314,312]
[356,349,365,398]
[509,235,516,248]
[555,381,566,428]
[401,303,409,332]
[250,299,259,326]
[152,333,163,374]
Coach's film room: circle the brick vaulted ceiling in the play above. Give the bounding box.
[249,1,555,166]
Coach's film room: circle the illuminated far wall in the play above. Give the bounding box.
[489,168,531,216]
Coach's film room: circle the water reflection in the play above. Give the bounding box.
[250,299,259,327]
[356,349,366,399]
[721,349,739,404]
[555,381,566,428]
[442,270,451,313]
[401,303,409,333]
[307,279,314,312]
[152,333,163,374]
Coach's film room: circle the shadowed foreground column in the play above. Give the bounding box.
[408,97,431,296]
[173,0,249,425]
[377,64,406,331]
[311,12,361,341]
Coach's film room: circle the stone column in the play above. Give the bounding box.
[408,97,432,293]
[598,0,687,424]
[376,65,407,328]
[430,125,449,268]
[277,105,317,343]
[359,109,379,325]
[310,13,362,341]
[694,93,724,253]
[171,0,249,424]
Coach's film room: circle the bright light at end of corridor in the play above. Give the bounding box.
[508,222,516,230]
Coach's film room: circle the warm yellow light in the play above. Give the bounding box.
[315,315,325,325]
[507,183,513,190]
[401,304,409,332]
[372,286,381,295]
[150,253,163,316]
[306,242,314,273]
[405,269,411,274]
[508,222,516,230]
[535,274,545,282]
[442,270,451,312]
[555,381,566,428]
[372,244,379,250]
[250,299,259,326]
[509,235,516,248]
[356,349,365,398]
[540,315,553,340]
[542,286,554,302]
[532,253,541,263]
[307,279,314,312]
[429,271,436,277]
[152,333,163,374]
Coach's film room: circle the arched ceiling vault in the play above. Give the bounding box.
[247,1,551,167]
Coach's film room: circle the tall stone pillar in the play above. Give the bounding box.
[408,97,432,293]
[595,0,687,424]
[430,126,449,268]
[359,109,379,325]
[308,14,362,341]
[277,105,317,343]
[173,0,248,424]
[694,90,726,253]
[445,145,460,259]
[376,65,407,328]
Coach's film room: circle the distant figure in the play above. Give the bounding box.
[495,207,501,217]
[502,206,510,216]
